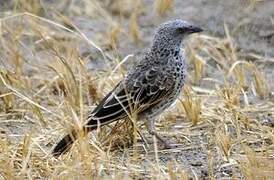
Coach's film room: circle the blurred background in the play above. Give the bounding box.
[1,0,273,56]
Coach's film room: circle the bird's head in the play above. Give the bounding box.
[152,19,203,50]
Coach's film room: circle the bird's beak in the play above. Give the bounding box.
[189,26,203,34]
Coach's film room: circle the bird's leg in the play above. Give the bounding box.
[146,117,173,149]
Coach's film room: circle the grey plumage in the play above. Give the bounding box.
[52,19,203,156]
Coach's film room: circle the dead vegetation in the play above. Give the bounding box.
[0,1,273,179]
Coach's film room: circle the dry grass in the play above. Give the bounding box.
[154,0,173,16]
[0,1,274,179]
[179,86,201,126]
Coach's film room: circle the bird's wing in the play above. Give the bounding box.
[128,64,174,113]
[85,57,174,129]
[89,71,173,125]
[85,82,130,128]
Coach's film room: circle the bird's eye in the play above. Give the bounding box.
[177,27,186,33]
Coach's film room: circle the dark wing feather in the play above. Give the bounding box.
[126,51,175,112]
[129,66,174,113]
[85,82,132,130]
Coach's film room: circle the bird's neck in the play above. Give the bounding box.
[151,35,183,52]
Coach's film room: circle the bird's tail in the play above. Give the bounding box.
[52,129,78,157]
[52,125,97,157]
[52,87,128,157]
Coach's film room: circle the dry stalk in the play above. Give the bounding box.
[129,11,140,44]
[154,0,173,16]
[180,86,202,126]
[218,85,240,109]
[215,128,231,161]
[248,63,269,99]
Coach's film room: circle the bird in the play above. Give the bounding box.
[52,19,203,157]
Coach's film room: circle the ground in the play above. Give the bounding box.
[0,0,273,179]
